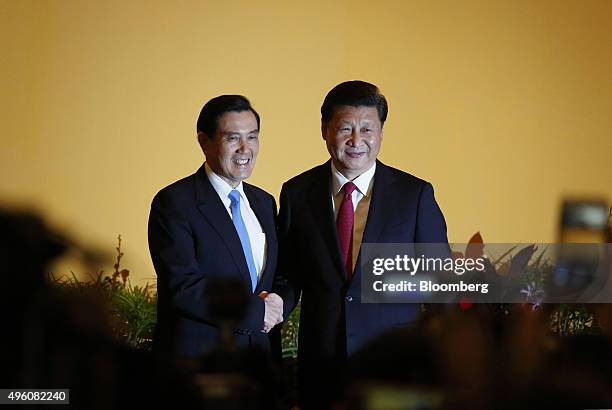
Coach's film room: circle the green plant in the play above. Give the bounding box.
[550,304,594,336]
[110,281,156,349]
[48,235,157,350]
[281,300,300,359]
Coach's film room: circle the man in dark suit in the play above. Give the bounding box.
[275,81,449,408]
[148,95,283,358]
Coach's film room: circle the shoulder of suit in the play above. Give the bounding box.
[378,162,431,188]
[282,163,328,191]
[243,182,275,203]
[151,171,198,208]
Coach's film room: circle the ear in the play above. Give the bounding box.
[197,132,210,154]
[321,121,327,140]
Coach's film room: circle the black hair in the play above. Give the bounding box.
[321,80,388,126]
[196,95,260,138]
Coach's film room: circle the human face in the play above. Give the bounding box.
[322,105,383,180]
[199,110,259,188]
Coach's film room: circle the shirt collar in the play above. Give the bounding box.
[331,161,376,197]
[204,162,249,206]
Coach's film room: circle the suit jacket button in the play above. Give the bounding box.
[346,295,353,302]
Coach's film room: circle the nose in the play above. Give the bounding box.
[348,129,363,146]
[236,136,249,153]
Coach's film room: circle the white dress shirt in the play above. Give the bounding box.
[331,162,376,271]
[205,163,267,280]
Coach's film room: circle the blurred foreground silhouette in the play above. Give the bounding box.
[0,206,283,409]
[340,303,612,409]
[0,207,202,408]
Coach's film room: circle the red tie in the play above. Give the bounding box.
[336,181,357,281]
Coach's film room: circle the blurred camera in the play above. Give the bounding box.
[549,199,609,301]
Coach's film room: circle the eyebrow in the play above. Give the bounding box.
[221,129,259,136]
[338,120,374,125]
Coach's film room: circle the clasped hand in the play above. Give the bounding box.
[258,291,283,333]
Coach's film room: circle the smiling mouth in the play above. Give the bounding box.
[346,152,366,158]
[233,158,251,166]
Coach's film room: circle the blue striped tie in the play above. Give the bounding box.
[228,190,258,292]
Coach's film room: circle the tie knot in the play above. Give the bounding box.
[343,181,357,196]
[228,190,241,206]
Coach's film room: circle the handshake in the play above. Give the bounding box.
[258,291,284,333]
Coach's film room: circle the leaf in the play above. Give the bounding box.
[452,251,464,259]
[509,245,537,276]
[481,256,498,276]
[465,232,484,260]
[492,246,518,266]
[532,245,549,268]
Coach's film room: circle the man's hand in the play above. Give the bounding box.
[259,291,283,333]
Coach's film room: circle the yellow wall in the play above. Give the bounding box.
[2,0,611,284]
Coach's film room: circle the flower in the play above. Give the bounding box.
[520,281,545,310]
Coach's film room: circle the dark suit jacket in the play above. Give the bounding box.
[148,164,278,357]
[274,160,448,405]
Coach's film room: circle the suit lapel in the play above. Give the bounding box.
[361,161,395,245]
[308,162,346,281]
[352,161,395,287]
[193,166,252,284]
